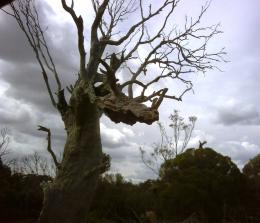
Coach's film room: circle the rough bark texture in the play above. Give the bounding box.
[97,93,159,125]
[39,84,103,223]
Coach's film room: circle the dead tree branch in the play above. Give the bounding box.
[38,125,60,170]
[61,0,86,77]
[2,0,63,109]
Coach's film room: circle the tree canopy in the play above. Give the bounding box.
[159,147,244,222]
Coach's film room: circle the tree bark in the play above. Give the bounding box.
[38,88,103,223]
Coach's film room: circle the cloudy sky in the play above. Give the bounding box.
[0,0,259,181]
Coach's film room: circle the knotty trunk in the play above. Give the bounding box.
[39,93,102,223]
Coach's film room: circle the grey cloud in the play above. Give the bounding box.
[110,159,157,182]
[216,102,260,126]
[0,96,40,136]
[126,166,157,182]
[0,13,35,64]
[1,63,57,113]
[101,123,131,149]
[0,104,31,126]
[104,143,141,163]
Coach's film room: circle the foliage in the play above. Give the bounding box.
[2,149,260,222]
[243,154,260,179]
[0,160,51,221]
[242,154,260,221]
[159,147,245,222]
[88,174,156,223]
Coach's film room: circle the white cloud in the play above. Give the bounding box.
[122,127,135,137]
[189,130,216,148]
[100,123,127,148]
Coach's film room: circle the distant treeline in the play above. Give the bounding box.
[0,148,260,223]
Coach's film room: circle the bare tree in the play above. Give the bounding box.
[141,110,197,175]
[0,128,10,164]
[7,152,58,177]
[38,126,61,172]
[20,151,54,176]
[2,0,225,222]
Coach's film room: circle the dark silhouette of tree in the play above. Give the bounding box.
[243,154,260,178]
[19,151,56,176]
[159,147,244,222]
[243,154,260,222]
[2,0,225,222]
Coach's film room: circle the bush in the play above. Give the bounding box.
[158,148,245,222]
[243,154,260,221]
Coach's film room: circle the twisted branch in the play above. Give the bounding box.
[38,125,60,170]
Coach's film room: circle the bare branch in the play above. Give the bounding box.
[91,0,109,42]
[61,0,86,77]
[140,147,160,175]
[0,128,10,162]
[101,0,176,46]
[38,125,60,170]
[5,0,63,109]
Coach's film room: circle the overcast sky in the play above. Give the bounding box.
[0,0,259,181]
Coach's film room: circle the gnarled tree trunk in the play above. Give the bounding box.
[39,91,103,223]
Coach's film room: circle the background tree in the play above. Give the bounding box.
[243,154,260,221]
[0,129,12,220]
[141,110,197,175]
[159,147,245,222]
[0,128,10,164]
[0,157,52,222]
[243,154,260,178]
[2,0,225,222]
[88,174,159,223]
[19,151,56,176]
